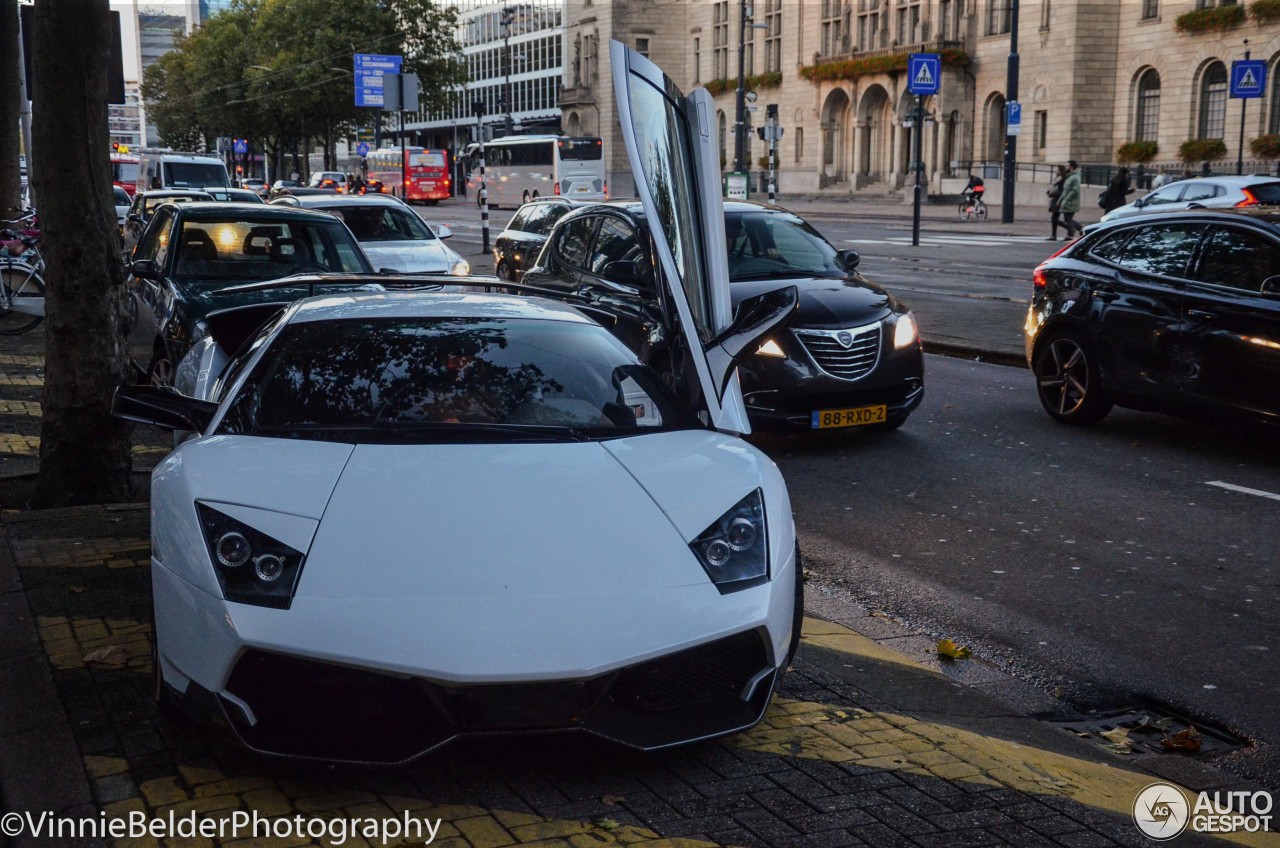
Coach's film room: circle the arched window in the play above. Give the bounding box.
[1270,60,1280,135]
[1136,69,1161,142]
[1198,62,1228,140]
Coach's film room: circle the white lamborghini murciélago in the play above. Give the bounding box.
[114,43,803,763]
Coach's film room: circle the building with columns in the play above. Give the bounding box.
[563,0,1280,199]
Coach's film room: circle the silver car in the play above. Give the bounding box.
[1101,175,1280,222]
[271,193,470,275]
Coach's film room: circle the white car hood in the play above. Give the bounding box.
[359,240,457,273]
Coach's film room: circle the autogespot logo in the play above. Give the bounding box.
[1134,782,1190,840]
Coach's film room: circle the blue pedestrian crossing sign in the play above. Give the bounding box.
[232,138,248,154]
[908,53,941,96]
[356,142,371,157]
[1231,60,1266,99]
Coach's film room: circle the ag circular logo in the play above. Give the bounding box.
[1134,782,1190,840]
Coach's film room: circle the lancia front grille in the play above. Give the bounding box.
[795,323,882,381]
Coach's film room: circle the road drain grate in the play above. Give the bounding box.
[1049,703,1247,758]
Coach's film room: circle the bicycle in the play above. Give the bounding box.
[958,189,988,221]
[0,222,45,335]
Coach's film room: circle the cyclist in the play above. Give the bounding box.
[962,174,985,205]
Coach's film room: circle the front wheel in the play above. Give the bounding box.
[974,200,988,221]
[147,349,174,389]
[0,266,45,335]
[1033,331,1112,425]
[495,260,514,281]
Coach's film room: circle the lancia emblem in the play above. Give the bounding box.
[837,331,854,347]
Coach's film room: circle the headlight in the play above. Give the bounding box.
[197,503,305,609]
[756,338,786,358]
[691,489,769,592]
[450,257,471,276]
[893,312,918,349]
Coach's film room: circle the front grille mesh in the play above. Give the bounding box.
[796,324,881,381]
[610,630,768,714]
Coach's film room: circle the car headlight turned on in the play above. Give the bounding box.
[196,503,306,609]
[893,312,918,349]
[450,257,471,276]
[756,338,786,357]
[691,489,769,593]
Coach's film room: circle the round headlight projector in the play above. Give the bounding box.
[215,532,251,568]
[254,554,285,583]
[726,517,757,551]
[704,538,733,568]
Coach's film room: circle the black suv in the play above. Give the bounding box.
[493,198,592,281]
[1026,208,1280,427]
[522,200,925,432]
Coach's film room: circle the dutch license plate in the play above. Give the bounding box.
[811,404,887,429]
[575,186,592,193]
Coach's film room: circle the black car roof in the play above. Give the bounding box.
[173,202,345,223]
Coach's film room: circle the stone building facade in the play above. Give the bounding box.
[563,0,1280,198]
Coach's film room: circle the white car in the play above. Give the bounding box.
[272,193,469,276]
[111,42,802,763]
[1100,174,1280,222]
[113,186,130,230]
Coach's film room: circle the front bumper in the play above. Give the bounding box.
[169,628,777,764]
[740,328,925,430]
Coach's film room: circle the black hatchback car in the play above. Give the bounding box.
[1025,208,1280,427]
[522,200,925,431]
[493,198,590,281]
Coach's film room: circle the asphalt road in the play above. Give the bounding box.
[755,353,1280,786]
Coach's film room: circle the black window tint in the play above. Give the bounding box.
[1248,182,1280,203]
[1089,229,1133,263]
[590,217,638,274]
[556,215,596,268]
[507,206,534,232]
[1115,224,1204,278]
[1182,183,1219,202]
[541,204,571,233]
[1193,227,1280,293]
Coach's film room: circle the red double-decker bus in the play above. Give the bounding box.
[365,147,450,204]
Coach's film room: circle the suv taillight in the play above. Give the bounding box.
[1236,188,1259,207]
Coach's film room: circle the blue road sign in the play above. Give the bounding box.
[356,141,370,157]
[908,53,941,96]
[354,53,402,107]
[1231,60,1266,99]
[232,138,248,154]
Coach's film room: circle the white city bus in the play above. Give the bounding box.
[464,135,606,208]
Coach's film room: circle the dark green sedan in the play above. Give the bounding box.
[125,202,373,385]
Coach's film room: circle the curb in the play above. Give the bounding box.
[921,338,1026,369]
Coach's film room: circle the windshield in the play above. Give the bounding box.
[143,194,206,214]
[171,217,371,283]
[113,187,130,205]
[321,204,436,242]
[217,317,697,443]
[115,162,139,183]
[164,161,230,189]
[558,137,604,161]
[725,211,849,281]
[409,152,446,169]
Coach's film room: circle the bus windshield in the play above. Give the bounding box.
[409,152,446,169]
[558,138,603,161]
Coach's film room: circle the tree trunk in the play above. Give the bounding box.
[0,0,23,215]
[29,0,132,507]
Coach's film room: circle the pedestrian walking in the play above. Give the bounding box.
[1060,160,1084,240]
[1046,165,1066,241]
[1100,167,1134,214]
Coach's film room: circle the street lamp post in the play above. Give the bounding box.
[501,6,515,137]
[733,0,747,173]
[1001,0,1019,224]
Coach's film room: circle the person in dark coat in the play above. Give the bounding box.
[1046,165,1067,241]
[1101,167,1134,213]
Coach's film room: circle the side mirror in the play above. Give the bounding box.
[130,259,160,280]
[1262,276,1280,297]
[1133,197,1147,208]
[837,249,860,271]
[127,212,141,223]
[706,285,800,395]
[111,384,218,433]
[431,224,453,239]
[601,259,647,284]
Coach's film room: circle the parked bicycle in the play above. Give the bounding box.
[958,185,988,221]
[0,214,46,335]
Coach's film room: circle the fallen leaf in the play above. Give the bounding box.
[1132,714,1174,734]
[1161,726,1202,753]
[83,646,127,668]
[69,586,86,594]
[601,795,625,807]
[1103,743,1136,756]
[1100,727,1132,749]
[1069,729,1091,738]
[594,818,619,831]
[936,639,972,660]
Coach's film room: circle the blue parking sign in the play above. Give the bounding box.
[908,53,941,96]
[1231,60,1266,99]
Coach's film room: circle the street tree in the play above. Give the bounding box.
[29,0,132,506]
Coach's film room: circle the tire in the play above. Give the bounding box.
[785,542,804,667]
[496,260,514,281]
[958,200,969,219]
[147,348,174,389]
[0,267,45,335]
[975,201,988,221]
[1033,330,1113,425]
